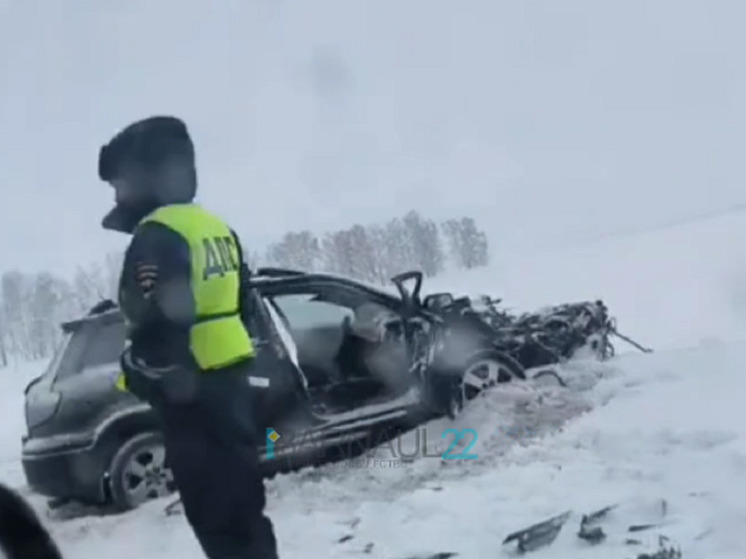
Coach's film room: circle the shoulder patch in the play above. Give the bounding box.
[134,261,159,297]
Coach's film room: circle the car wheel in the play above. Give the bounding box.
[461,349,526,401]
[108,432,176,511]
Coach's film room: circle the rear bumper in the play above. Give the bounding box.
[22,435,110,504]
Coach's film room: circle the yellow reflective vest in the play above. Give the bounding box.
[116,203,255,392]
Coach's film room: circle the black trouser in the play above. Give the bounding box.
[157,364,278,559]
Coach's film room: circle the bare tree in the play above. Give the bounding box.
[321,229,358,278]
[345,224,381,283]
[402,210,445,277]
[1,271,29,357]
[380,217,415,276]
[441,217,489,269]
[27,273,63,359]
[72,264,108,314]
[265,231,322,271]
[362,223,395,283]
[457,217,489,269]
[0,269,78,362]
[320,224,396,283]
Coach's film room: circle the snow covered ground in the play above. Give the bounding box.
[3,211,746,558]
[8,333,746,559]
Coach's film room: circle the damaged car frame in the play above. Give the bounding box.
[21,269,528,512]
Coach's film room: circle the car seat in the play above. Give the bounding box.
[338,303,408,391]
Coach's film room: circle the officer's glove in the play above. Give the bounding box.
[121,347,199,406]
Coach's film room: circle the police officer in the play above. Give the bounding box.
[98,116,279,559]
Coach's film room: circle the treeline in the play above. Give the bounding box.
[259,210,489,283]
[0,210,488,365]
[0,253,123,367]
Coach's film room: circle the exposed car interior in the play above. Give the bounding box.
[338,303,409,390]
[266,293,412,411]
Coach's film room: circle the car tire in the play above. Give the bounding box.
[108,432,176,512]
[460,349,526,401]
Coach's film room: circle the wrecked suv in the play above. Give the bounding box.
[22,269,526,512]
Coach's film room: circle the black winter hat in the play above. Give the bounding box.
[98,115,195,181]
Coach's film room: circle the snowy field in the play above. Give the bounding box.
[3,211,746,558]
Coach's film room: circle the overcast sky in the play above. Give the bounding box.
[1,0,744,275]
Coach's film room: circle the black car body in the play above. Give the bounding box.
[21,269,524,511]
